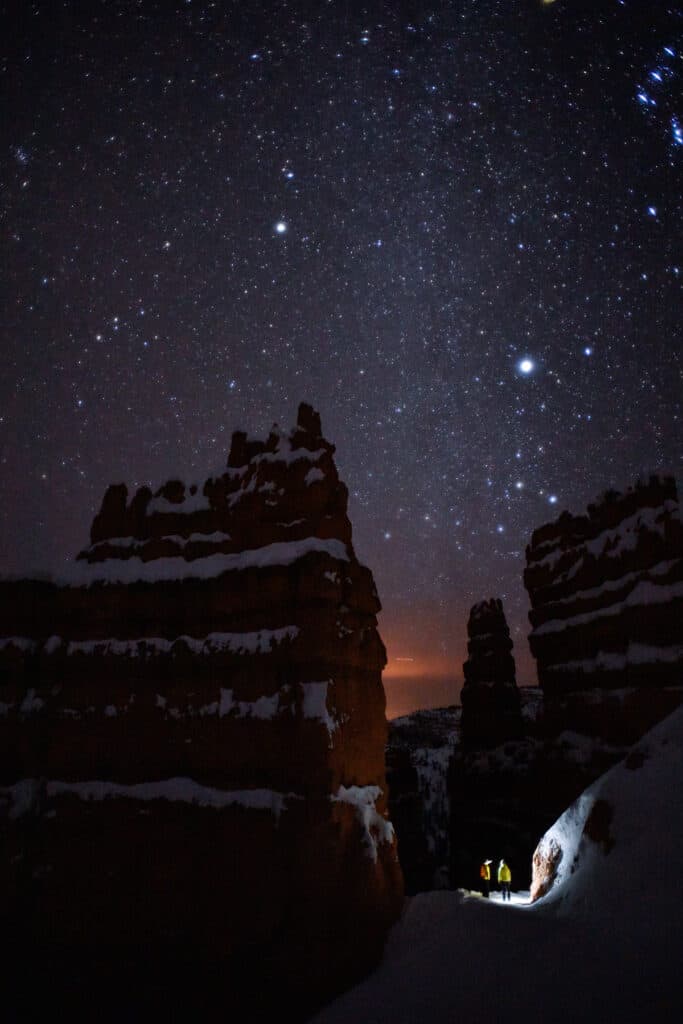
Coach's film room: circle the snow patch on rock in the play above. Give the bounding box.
[0,777,300,820]
[332,785,395,862]
[61,537,350,586]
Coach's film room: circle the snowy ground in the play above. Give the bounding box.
[312,886,680,1023]
[314,705,683,1023]
[487,888,530,906]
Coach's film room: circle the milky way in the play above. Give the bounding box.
[2,1,681,705]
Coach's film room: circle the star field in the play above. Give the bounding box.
[1,0,681,708]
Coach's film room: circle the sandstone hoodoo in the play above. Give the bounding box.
[0,403,403,1014]
[460,598,522,747]
[524,475,683,742]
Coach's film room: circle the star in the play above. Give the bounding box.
[0,0,679,720]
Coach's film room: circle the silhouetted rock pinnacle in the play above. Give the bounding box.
[461,597,522,746]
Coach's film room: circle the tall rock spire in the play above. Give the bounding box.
[461,597,522,746]
[0,402,403,1015]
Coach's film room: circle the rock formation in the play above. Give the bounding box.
[0,403,403,1016]
[524,475,683,742]
[460,598,522,746]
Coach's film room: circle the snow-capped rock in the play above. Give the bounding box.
[0,403,403,1014]
[525,476,683,717]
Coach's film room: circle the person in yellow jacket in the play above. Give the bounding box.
[498,859,512,901]
[479,859,492,898]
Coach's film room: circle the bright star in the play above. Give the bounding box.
[518,358,535,375]
[275,221,288,234]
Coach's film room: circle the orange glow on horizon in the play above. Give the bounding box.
[382,652,456,680]
[378,613,466,717]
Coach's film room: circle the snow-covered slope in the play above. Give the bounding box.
[314,704,683,1023]
[532,700,683,928]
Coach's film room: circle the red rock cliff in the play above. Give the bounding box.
[0,402,403,1015]
[524,475,683,741]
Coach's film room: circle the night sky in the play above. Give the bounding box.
[2,0,681,716]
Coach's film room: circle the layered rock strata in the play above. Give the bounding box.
[0,403,403,1015]
[460,598,522,746]
[524,475,683,741]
